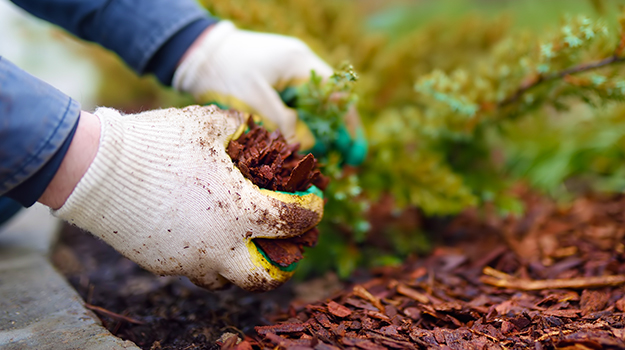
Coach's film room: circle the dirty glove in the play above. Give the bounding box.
[173,21,368,165]
[55,106,323,292]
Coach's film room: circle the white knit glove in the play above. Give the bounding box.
[55,106,323,292]
[173,20,333,144]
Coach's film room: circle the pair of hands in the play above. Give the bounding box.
[54,21,365,292]
[174,21,367,165]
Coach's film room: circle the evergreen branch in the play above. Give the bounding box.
[499,54,625,107]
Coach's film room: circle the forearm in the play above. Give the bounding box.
[0,57,81,206]
[38,111,100,210]
[9,0,218,85]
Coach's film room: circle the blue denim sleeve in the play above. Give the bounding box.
[0,57,81,206]
[10,0,218,85]
[1,0,217,211]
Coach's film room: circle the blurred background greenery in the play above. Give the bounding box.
[7,0,625,279]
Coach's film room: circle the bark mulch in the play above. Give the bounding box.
[243,192,625,350]
[227,116,328,267]
[53,187,625,349]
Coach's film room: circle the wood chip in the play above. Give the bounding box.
[256,323,305,335]
[327,301,352,318]
[284,153,316,192]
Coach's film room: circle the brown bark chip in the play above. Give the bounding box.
[327,301,352,318]
[284,154,317,192]
[227,116,329,266]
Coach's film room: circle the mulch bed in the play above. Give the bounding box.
[54,190,625,349]
[246,191,625,349]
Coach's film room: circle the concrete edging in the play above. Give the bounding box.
[0,204,140,350]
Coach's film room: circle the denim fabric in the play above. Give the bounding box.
[1,0,217,210]
[4,115,79,207]
[0,197,22,226]
[146,17,215,85]
[0,57,81,199]
[10,0,217,77]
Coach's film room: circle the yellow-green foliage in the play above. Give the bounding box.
[81,0,625,277]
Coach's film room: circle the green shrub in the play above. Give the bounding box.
[84,0,625,278]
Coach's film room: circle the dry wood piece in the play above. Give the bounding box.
[396,283,430,304]
[227,116,329,266]
[255,323,305,335]
[481,266,625,290]
[254,229,319,267]
[84,303,144,325]
[327,301,352,318]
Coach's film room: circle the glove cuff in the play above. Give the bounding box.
[172,20,237,94]
[54,108,181,249]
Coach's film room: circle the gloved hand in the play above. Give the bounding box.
[55,105,323,292]
[173,21,367,165]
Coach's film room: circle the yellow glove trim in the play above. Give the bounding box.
[198,91,280,131]
[224,115,249,149]
[246,190,323,279]
[199,90,316,153]
[295,119,317,151]
[198,91,252,113]
[259,189,324,219]
[246,240,295,281]
[274,77,309,92]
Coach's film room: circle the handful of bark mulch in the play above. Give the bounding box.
[246,192,625,350]
[227,116,329,267]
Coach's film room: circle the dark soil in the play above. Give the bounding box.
[53,191,625,349]
[53,224,302,350]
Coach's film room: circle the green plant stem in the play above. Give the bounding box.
[499,54,625,107]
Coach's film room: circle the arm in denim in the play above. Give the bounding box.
[0,57,80,206]
[1,0,218,209]
[9,0,218,84]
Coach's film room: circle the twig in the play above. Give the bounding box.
[483,266,513,280]
[481,267,625,290]
[84,303,145,325]
[536,329,575,342]
[616,27,625,56]
[468,328,502,343]
[499,54,625,107]
[352,285,385,312]
[255,323,305,335]
[396,283,430,304]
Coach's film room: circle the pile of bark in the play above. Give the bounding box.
[227,116,328,193]
[227,117,329,267]
[228,192,625,350]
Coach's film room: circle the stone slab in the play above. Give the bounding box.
[0,205,140,349]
